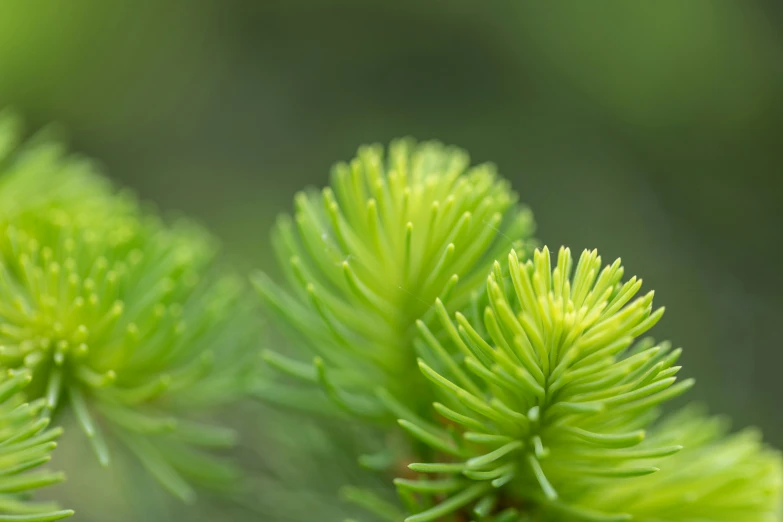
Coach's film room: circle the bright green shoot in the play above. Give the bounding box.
[254,138,534,419]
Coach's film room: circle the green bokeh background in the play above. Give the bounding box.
[1,1,782,520]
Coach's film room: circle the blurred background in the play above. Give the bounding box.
[1,1,782,520]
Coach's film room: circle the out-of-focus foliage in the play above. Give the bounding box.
[0,111,138,225]
[577,406,782,522]
[0,112,260,504]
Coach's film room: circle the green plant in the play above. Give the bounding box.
[0,111,137,227]
[256,140,782,521]
[404,246,779,520]
[0,112,260,508]
[253,138,534,420]
[0,370,72,521]
[1,108,780,521]
[572,405,782,521]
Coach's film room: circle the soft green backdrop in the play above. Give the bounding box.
[2,1,782,520]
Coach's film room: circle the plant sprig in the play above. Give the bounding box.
[0,111,260,505]
[406,246,694,520]
[254,138,782,522]
[254,138,535,420]
[0,369,72,521]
